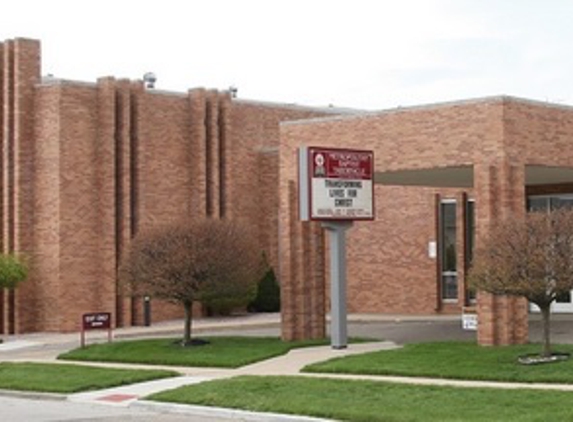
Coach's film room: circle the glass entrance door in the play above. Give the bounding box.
[527,194,573,313]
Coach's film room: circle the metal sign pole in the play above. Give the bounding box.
[322,221,353,349]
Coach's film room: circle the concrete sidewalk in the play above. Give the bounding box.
[66,341,398,406]
[0,313,436,421]
[0,311,471,360]
[0,311,464,350]
[0,312,282,348]
[0,312,282,361]
[2,312,573,421]
[64,341,399,422]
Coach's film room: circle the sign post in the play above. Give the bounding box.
[299,146,374,349]
[322,221,353,348]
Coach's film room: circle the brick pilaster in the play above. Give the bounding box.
[474,161,528,345]
[188,88,207,219]
[205,90,220,218]
[1,39,41,333]
[280,180,326,341]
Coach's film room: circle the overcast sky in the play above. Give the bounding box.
[2,0,573,110]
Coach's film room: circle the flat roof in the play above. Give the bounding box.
[281,95,573,127]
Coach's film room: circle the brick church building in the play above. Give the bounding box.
[3,37,573,345]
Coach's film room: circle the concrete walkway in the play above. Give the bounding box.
[2,313,573,421]
[66,341,398,407]
[0,314,401,421]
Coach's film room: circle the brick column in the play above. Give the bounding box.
[188,88,207,219]
[95,77,118,327]
[117,79,135,327]
[474,161,528,345]
[456,192,468,306]
[205,90,220,218]
[1,39,40,333]
[280,181,326,341]
[218,92,231,219]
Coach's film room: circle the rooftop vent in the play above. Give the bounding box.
[143,72,157,89]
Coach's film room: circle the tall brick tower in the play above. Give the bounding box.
[0,38,40,334]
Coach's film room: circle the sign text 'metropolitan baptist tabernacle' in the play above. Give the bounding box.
[308,148,374,220]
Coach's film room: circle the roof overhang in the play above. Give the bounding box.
[526,165,573,186]
[374,165,573,188]
[374,166,473,188]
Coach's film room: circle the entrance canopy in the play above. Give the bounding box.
[374,165,573,188]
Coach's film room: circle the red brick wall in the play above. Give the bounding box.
[504,99,573,167]
[137,91,195,229]
[347,186,439,314]
[11,37,573,342]
[33,82,117,331]
[32,84,62,331]
[1,39,41,333]
[24,67,341,332]
[229,101,337,270]
[280,98,573,344]
[278,98,529,342]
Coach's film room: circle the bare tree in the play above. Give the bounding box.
[469,209,573,357]
[120,220,262,345]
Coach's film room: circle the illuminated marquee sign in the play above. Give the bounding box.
[299,147,374,221]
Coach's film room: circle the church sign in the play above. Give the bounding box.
[299,146,374,221]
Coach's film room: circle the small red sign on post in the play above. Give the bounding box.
[81,312,112,348]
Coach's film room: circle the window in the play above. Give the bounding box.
[527,194,573,304]
[465,199,476,301]
[440,201,457,300]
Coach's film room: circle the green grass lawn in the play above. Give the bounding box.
[304,341,573,383]
[147,375,573,422]
[0,362,177,393]
[58,336,329,368]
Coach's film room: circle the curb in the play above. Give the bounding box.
[132,400,335,422]
[114,321,281,340]
[345,314,462,323]
[0,388,66,401]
